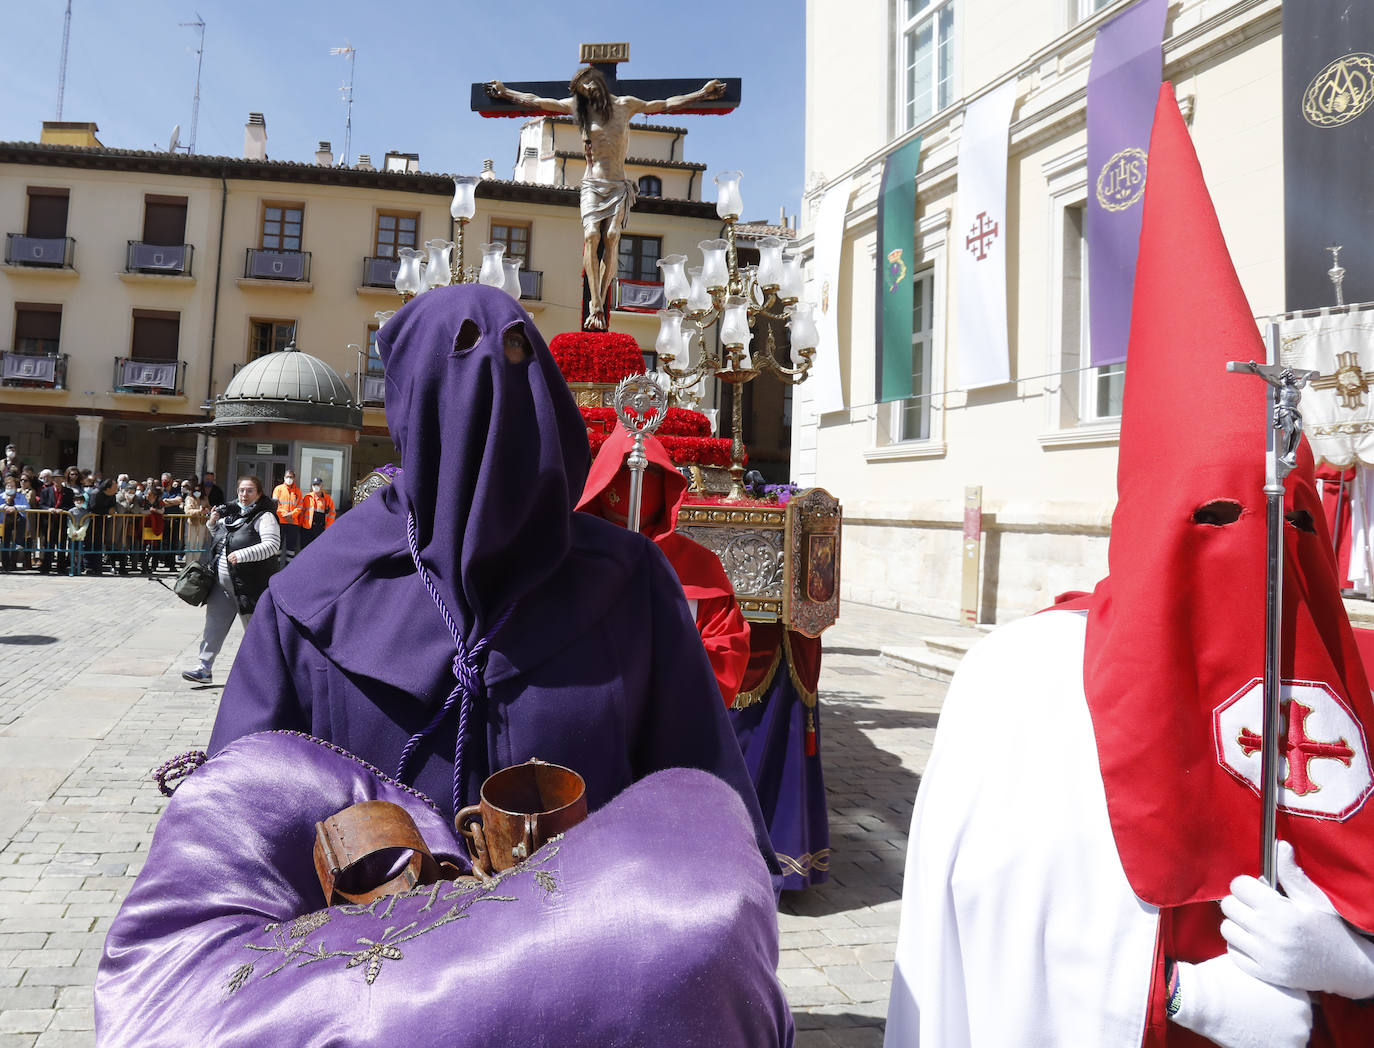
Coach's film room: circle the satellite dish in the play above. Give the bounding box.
[168,124,181,153]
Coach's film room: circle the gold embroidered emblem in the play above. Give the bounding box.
[1303,53,1374,128]
[1313,350,1374,410]
[1095,148,1148,212]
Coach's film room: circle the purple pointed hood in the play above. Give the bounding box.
[376,284,589,645]
[268,285,590,702]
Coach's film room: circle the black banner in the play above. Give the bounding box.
[1284,2,1374,310]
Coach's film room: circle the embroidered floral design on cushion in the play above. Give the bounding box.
[224,843,560,994]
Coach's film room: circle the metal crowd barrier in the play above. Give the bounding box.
[0,510,212,576]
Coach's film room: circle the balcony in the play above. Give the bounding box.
[242,248,311,283]
[4,233,75,269]
[361,256,401,289]
[112,356,186,396]
[612,278,666,314]
[360,373,386,406]
[126,241,193,276]
[518,268,543,301]
[1,350,67,390]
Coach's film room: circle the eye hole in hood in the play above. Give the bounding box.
[1285,508,1316,533]
[1193,499,1242,526]
[453,319,482,355]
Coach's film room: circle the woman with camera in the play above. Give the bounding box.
[182,476,279,685]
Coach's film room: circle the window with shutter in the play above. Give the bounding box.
[143,196,188,246]
[131,310,180,361]
[25,188,69,238]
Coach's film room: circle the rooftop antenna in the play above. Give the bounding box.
[329,43,357,166]
[55,0,72,120]
[179,14,206,154]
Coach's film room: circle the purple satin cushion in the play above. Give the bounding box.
[96,732,793,1047]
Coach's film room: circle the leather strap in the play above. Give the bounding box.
[313,800,443,906]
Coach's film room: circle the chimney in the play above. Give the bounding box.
[355,153,375,170]
[243,113,267,161]
[41,121,102,148]
[315,140,334,166]
[480,158,496,180]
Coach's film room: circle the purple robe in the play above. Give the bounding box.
[96,732,794,1046]
[208,285,779,882]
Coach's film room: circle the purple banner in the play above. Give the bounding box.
[1086,0,1167,367]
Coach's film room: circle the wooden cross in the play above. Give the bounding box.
[470,43,741,118]
[1311,349,1374,411]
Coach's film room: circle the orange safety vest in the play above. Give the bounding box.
[302,491,336,530]
[273,483,303,525]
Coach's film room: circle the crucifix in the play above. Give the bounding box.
[473,43,741,332]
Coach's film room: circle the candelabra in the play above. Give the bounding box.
[391,175,525,303]
[654,171,820,500]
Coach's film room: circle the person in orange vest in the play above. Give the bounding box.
[299,477,336,550]
[271,470,304,560]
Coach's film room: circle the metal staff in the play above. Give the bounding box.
[612,373,669,533]
[1227,324,1318,885]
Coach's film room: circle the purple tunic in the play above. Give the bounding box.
[208,285,779,881]
[96,732,794,1047]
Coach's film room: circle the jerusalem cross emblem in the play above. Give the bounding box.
[1214,678,1374,820]
[965,212,998,261]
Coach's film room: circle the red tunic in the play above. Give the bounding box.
[577,428,750,706]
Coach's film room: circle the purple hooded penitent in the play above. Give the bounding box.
[95,732,795,1047]
[207,285,778,881]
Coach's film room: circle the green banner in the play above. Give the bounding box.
[876,135,923,403]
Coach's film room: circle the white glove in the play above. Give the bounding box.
[1170,954,1312,1048]
[1221,840,1374,1000]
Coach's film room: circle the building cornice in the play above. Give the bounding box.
[0,142,718,219]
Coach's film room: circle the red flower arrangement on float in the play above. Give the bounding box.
[586,431,737,468]
[579,406,711,438]
[548,331,645,384]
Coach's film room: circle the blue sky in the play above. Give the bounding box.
[0,0,805,221]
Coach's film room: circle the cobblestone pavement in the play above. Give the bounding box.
[0,574,973,1047]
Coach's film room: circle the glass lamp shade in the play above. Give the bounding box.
[423,239,454,289]
[686,267,712,313]
[395,247,425,296]
[779,252,804,302]
[699,239,729,292]
[755,236,785,290]
[720,295,751,350]
[713,171,743,221]
[657,254,690,305]
[788,303,820,352]
[450,175,479,221]
[655,309,685,361]
[678,327,697,371]
[374,309,396,329]
[479,242,507,288]
[503,258,524,299]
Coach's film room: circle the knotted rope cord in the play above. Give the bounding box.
[395,511,515,815]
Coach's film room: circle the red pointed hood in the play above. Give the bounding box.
[1082,85,1374,928]
[576,429,735,602]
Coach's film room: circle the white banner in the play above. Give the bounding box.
[811,176,852,414]
[955,81,1017,389]
[121,360,178,390]
[2,354,56,382]
[1278,310,1374,468]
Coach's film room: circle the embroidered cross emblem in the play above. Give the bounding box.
[1312,351,1374,410]
[1238,698,1357,796]
[965,211,998,261]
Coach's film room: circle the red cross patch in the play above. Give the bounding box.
[1214,678,1374,821]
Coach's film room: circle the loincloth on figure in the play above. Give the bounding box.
[580,177,638,233]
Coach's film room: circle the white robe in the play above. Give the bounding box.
[884,609,1161,1046]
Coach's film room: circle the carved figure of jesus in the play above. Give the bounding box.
[486,68,726,331]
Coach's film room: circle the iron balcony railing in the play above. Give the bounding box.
[126,241,194,276]
[0,351,67,389]
[518,268,543,301]
[4,233,75,268]
[112,356,186,395]
[362,255,401,288]
[244,248,311,282]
